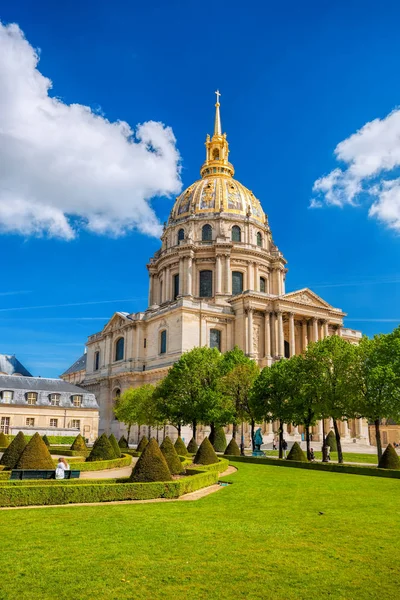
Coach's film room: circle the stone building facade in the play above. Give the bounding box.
[62,95,369,446]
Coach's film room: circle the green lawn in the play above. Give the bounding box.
[0,461,398,600]
[264,449,379,463]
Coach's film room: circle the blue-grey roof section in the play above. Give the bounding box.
[0,355,32,377]
[62,353,87,376]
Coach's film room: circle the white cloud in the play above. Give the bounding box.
[311,108,400,232]
[0,22,182,239]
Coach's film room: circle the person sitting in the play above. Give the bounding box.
[55,457,70,480]
[309,448,316,461]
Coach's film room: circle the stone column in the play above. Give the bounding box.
[342,420,350,439]
[160,272,165,303]
[216,255,222,294]
[312,317,319,342]
[302,320,308,352]
[248,262,254,291]
[289,312,295,357]
[264,311,271,358]
[270,312,277,357]
[165,267,170,302]
[323,320,329,338]
[266,272,270,294]
[244,310,249,355]
[277,311,284,358]
[148,274,153,307]
[254,262,258,291]
[225,255,231,294]
[187,256,193,296]
[178,258,184,296]
[247,308,254,356]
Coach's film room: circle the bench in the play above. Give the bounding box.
[10,470,80,480]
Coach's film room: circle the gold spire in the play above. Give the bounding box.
[200,91,235,179]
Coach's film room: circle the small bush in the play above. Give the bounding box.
[224,438,240,456]
[42,435,50,447]
[0,432,9,448]
[174,436,188,456]
[0,431,26,470]
[287,442,308,462]
[118,435,129,449]
[108,434,122,458]
[70,434,87,452]
[194,437,218,465]
[212,427,227,452]
[130,438,172,483]
[160,436,184,475]
[136,436,149,453]
[16,432,54,469]
[378,444,400,469]
[187,437,198,453]
[87,433,116,462]
[69,454,131,472]
[325,430,337,452]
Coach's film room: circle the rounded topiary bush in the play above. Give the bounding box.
[0,432,9,447]
[224,437,240,456]
[174,436,188,456]
[212,427,227,452]
[118,435,129,449]
[42,434,50,447]
[136,436,149,453]
[160,436,184,475]
[194,437,218,465]
[325,430,337,452]
[378,444,400,470]
[187,437,198,453]
[87,433,116,462]
[286,441,308,462]
[70,433,87,452]
[130,438,172,482]
[15,432,54,469]
[0,431,26,469]
[108,433,122,458]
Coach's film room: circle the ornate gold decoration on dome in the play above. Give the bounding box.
[200,90,235,179]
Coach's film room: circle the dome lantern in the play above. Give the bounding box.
[200,90,235,179]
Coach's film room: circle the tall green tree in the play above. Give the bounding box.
[114,384,158,441]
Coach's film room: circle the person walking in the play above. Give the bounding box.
[55,457,70,480]
[282,439,288,458]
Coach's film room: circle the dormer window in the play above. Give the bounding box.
[71,395,82,407]
[1,391,13,403]
[50,393,60,406]
[27,392,37,405]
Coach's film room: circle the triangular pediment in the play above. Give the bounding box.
[282,288,334,309]
[102,312,131,334]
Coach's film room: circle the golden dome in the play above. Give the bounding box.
[170,92,266,225]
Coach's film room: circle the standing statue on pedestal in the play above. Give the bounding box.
[252,428,265,457]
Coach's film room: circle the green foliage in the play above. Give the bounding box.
[286,442,308,462]
[188,457,229,473]
[15,432,54,469]
[160,436,184,475]
[211,426,227,452]
[325,430,337,451]
[194,437,218,465]
[130,438,172,483]
[118,435,129,448]
[0,432,9,447]
[219,359,260,426]
[136,436,149,453]
[174,436,188,455]
[378,444,400,469]
[108,434,122,458]
[0,431,26,470]
[187,437,198,453]
[69,454,131,472]
[87,433,116,462]
[224,437,241,456]
[42,435,50,447]
[114,384,160,431]
[70,434,88,452]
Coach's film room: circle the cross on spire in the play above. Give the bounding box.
[215,89,221,104]
[214,90,222,136]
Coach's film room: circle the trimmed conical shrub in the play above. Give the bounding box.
[212,427,227,452]
[160,436,184,475]
[137,436,149,453]
[378,444,400,469]
[194,437,218,465]
[109,434,122,458]
[42,434,50,447]
[87,433,116,462]
[0,432,9,447]
[174,436,188,456]
[325,430,337,452]
[70,433,87,452]
[224,437,240,456]
[187,437,198,453]
[130,438,172,482]
[0,431,26,469]
[118,435,129,449]
[15,432,54,469]
[286,442,308,462]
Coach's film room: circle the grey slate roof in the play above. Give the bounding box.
[0,355,32,377]
[61,353,87,376]
[0,375,89,393]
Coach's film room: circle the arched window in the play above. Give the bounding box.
[232,271,243,295]
[173,273,179,300]
[94,350,100,371]
[257,232,262,247]
[231,225,241,242]
[202,224,212,241]
[160,330,167,354]
[210,329,221,351]
[260,277,266,293]
[177,228,184,244]
[115,337,124,362]
[199,270,213,297]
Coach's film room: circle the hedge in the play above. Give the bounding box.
[9,436,77,445]
[16,433,54,469]
[61,454,132,472]
[0,469,218,507]
[87,433,116,461]
[187,457,229,474]
[50,449,90,457]
[194,437,218,465]
[225,455,400,479]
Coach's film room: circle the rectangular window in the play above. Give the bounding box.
[94,351,100,371]
[72,395,82,407]
[160,330,167,354]
[70,420,80,429]
[26,418,35,427]
[2,391,13,403]
[50,394,60,406]
[260,277,266,293]
[27,393,37,405]
[173,273,179,300]
[0,417,10,434]
[199,270,213,298]
[210,329,221,351]
[50,418,58,428]
[232,271,243,295]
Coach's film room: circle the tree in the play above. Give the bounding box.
[118,435,129,449]
[108,434,122,457]
[0,431,26,469]
[42,434,50,448]
[87,433,116,461]
[174,436,188,456]
[325,430,337,452]
[193,437,218,465]
[160,436,184,474]
[114,384,159,441]
[286,441,307,462]
[187,437,198,453]
[224,437,240,456]
[16,432,54,469]
[211,426,227,452]
[70,434,88,452]
[0,432,9,447]
[353,333,400,461]
[137,436,149,453]
[378,444,400,469]
[130,438,172,482]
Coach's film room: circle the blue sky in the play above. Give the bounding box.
[0,0,399,377]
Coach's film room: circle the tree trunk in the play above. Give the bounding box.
[209,422,215,444]
[232,423,237,440]
[177,423,181,437]
[250,419,255,450]
[305,426,311,461]
[374,419,383,461]
[148,425,151,439]
[279,419,284,459]
[321,418,328,462]
[240,421,245,456]
[156,428,159,443]
[192,420,197,441]
[127,423,131,443]
[163,425,166,441]
[333,420,343,464]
